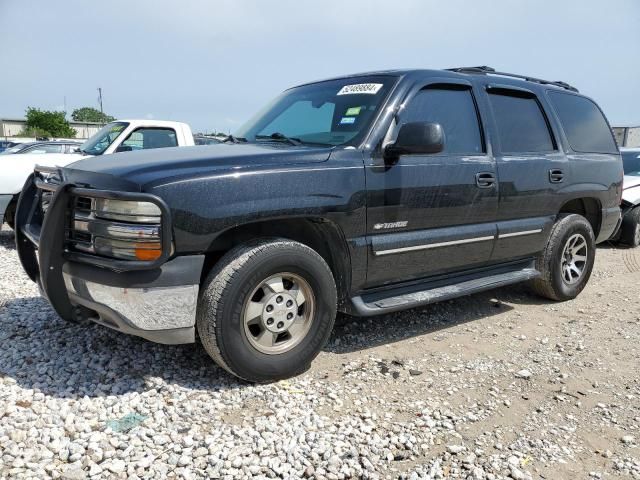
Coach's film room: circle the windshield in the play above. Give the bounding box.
[80,122,129,155]
[622,151,640,176]
[235,75,398,147]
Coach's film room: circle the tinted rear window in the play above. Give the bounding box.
[548,92,618,154]
[488,91,555,153]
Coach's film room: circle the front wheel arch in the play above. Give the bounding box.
[200,217,352,310]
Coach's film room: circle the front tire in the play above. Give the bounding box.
[197,238,337,382]
[619,206,640,247]
[531,214,595,301]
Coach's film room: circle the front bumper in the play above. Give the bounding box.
[61,255,204,344]
[62,255,204,344]
[0,194,11,224]
[15,168,204,345]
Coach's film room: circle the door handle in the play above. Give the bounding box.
[549,169,564,183]
[475,172,496,188]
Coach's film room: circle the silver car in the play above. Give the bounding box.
[613,148,640,246]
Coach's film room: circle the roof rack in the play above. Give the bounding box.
[446,66,579,93]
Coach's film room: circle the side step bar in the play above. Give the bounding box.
[351,266,540,316]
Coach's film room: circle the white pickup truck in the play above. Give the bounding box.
[1,120,195,228]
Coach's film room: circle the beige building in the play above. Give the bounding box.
[0,117,103,139]
[613,126,640,148]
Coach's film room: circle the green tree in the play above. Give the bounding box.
[21,107,76,138]
[71,107,115,123]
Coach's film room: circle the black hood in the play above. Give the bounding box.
[66,143,334,187]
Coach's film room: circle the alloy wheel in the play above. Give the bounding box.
[560,233,588,285]
[242,273,315,354]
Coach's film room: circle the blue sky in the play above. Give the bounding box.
[1,0,638,133]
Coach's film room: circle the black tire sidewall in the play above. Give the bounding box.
[628,208,640,247]
[209,246,336,382]
[4,199,16,230]
[549,218,595,300]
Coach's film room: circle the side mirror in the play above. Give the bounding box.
[384,122,445,161]
[115,145,133,153]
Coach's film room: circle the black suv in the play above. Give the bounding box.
[16,67,622,382]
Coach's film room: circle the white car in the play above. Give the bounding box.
[613,148,640,246]
[1,120,195,228]
[0,141,82,155]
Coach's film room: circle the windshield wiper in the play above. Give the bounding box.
[221,134,247,144]
[255,132,302,146]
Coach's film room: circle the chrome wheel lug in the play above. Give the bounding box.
[266,318,274,326]
[277,321,284,329]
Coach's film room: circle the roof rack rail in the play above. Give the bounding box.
[446,66,579,93]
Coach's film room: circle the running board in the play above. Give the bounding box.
[351,266,540,316]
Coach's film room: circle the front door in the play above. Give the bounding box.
[365,80,499,287]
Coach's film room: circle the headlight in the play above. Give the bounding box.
[93,237,163,261]
[70,196,165,262]
[94,198,161,223]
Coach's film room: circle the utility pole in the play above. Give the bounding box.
[97,87,104,117]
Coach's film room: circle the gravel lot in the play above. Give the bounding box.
[1,224,639,480]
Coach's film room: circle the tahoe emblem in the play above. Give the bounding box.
[374,221,408,230]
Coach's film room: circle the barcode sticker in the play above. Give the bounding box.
[337,83,383,95]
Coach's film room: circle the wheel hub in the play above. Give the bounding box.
[262,292,298,333]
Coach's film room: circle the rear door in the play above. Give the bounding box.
[365,79,499,286]
[481,84,567,261]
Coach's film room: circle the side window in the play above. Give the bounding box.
[488,90,555,153]
[121,128,178,150]
[402,87,483,154]
[548,92,618,154]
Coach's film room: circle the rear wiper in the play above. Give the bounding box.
[221,134,248,144]
[256,132,302,146]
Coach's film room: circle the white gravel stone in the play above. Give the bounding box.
[106,459,126,473]
[621,435,635,445]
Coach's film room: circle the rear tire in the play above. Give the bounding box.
[619,206,640,247]
[531,214,595,301]
[197,238,337,383]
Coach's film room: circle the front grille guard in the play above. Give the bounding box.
[15,166,173,321]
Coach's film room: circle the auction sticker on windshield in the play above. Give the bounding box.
[339,117,356,125]
[337,83,383,95]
